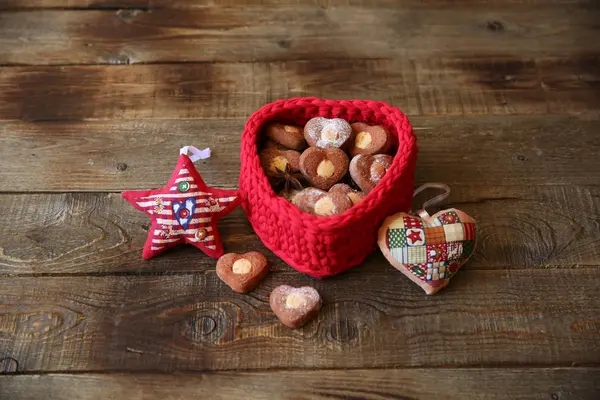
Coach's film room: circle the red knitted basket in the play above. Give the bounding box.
[239,98,418,278]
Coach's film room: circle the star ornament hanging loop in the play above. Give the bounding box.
[122,146,241,260]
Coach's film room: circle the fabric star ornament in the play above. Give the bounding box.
[122,146,241,259]
[377,184,476,295]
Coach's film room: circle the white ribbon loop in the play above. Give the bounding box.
[413,183,451,219]
[180,146,211,162]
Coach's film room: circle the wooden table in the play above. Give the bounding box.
[1,1,599,399]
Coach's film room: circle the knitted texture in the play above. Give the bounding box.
[239,98,418,278]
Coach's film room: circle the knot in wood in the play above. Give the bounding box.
[328,318,358,344]
[0,357,19,373]
[196,316,217,335]
[180,308,228,344]
[277,39,292,49]
[486,20,505,32]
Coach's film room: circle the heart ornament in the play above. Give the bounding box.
[172,198,196,230]
[378,206,476,295]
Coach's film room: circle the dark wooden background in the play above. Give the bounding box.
[0,1,599,399]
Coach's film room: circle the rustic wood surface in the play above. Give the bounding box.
[1,369,600,400]
[1,58,598,121]
[1,185,599,275]
[0,0,599,399]
[1,5,598,65]
[1,116,599,191]
[1,269,600,372]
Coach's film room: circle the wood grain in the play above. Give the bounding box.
[1,369,599,400]
[1,268,600,372]
[1,57,598,122]
[1,116,599,192]
[0,5,598,65]
[1,0,594,10]
[1,1,599,395]
[1,185,599,275]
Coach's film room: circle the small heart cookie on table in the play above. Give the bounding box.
[378,209,476,295]
[216,252,270,293]
[270,285,322,328]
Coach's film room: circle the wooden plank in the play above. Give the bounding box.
[1,188,599,275]
[0,116,600,192]
[1,116,599,192]
[0,268,599,371]
[1,0,594,10]
[1,58,598,122]
[1,369,599,400]
[0,6,598,65]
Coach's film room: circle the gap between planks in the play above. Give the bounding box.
[1,365,600,375]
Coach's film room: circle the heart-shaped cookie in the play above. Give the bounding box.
[349,122,391,157]
[378,208,476,295]
[259,148,301,177]
[299,147,349,190]
[349,154,393,193]
[292,187,352,216]
[216,252,270,293]
[329,183,365,206]
[265,122,307,150]
[304,117,353,149]
[270,285,322,328]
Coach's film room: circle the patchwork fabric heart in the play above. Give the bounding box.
[172,198,196,230]
[378,208,476,295]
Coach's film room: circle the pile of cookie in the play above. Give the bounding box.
[260,117,394,216]
[217,251,321,328]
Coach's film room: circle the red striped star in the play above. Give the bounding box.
[122,154,240,259]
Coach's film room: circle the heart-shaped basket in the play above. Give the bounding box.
[238,98,418,278]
